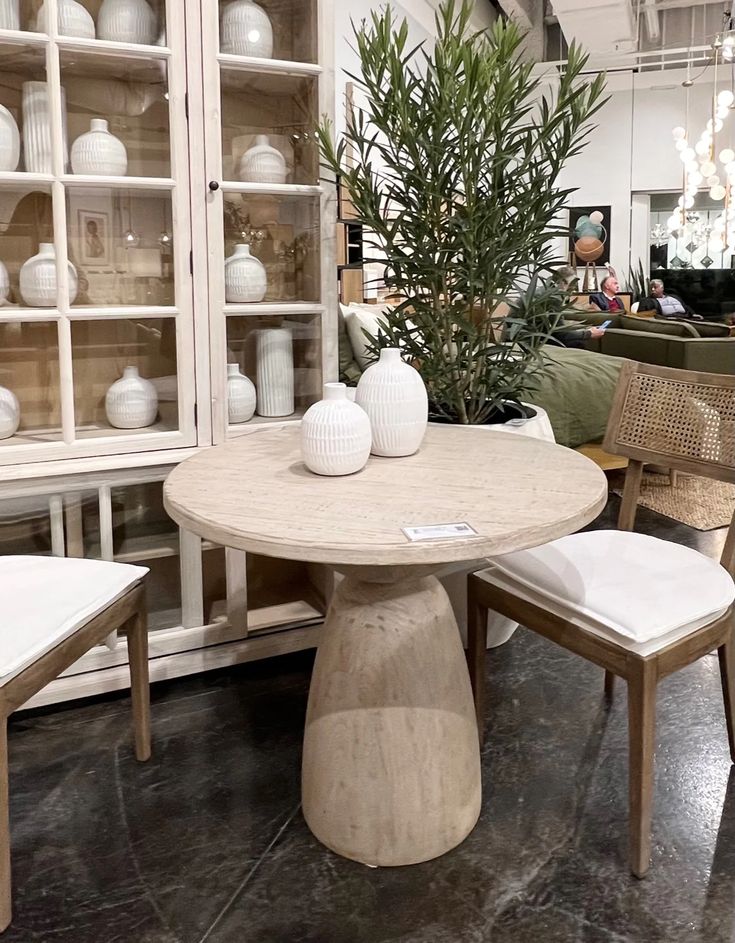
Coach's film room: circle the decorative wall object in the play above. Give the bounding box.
[22,82,68,174]
[569,206,611,266]
[0,260,9,305]
[37,0,96,38]
[71,118,127,176]
[78,210,112,267]
[301,382,372,476]
[0,386,19,440]
[97,0,157,44]
[239,135,287,184]
[0,0,19,30]
[355,347,428,456]
[105,366,159,429]
[227,363,256,423]
[256,327,294,417]
[19,243,78,307]
[224,243,267,302]
[0,104,20,172]
[221,0,273,58]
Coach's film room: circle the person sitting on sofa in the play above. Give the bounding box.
[637,279,702,320]
[589,275,625,313]
[554,265,606,348]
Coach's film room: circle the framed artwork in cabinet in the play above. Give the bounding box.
[78,210,112,268]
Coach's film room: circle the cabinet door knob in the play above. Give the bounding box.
[208,181,220,191]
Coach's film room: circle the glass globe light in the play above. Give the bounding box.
[672,126,687,139]
[689,171,703,185]
[717,106,731,120]
[701,160,717,177]
[680,147,695,162]
[721,148,735,164]
[711,184,727,200]
[695,140,709,156]
[707,174,721,186]
[718,89,735,107]
[675,139,687,151]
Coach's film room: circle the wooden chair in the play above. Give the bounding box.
[467,362,735,878]
[0,556,151,931]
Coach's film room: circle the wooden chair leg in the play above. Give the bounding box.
[604,670,615,702]
[126,608,151,763]
[627,662,657,878]
[466,579,487,747]
[669,469,679,488]
[718,638,735,764]
[0,718,11,932]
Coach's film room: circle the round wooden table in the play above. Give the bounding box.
[164,424,608,867]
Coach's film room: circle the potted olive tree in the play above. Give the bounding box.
[319,1,606,424]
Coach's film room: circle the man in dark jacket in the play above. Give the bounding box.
[637,279,702,320]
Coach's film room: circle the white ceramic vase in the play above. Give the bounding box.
[22,82,68,174]
[97,0,157,44]
[19,243,78,307]
[224,244,267,303]
[239,135,286,184]
[221,0,273,58]
[355,347,428,457]
[0,260,9,305]
[0,105,19,172]
[256,327,293,417]
[0,386,19,440]
[37,0,95,37]
[301,382,372,477]
[227,363,256,423]
[71,118,127,175]
[0,0,19,30]
[105,366,158,429]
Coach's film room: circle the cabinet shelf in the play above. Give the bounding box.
[222,181,321,196]
[227,412,305,436]
[224,303,324,317]
[0,28,46,48]
[61,175,176,191]
[56,37,171,60]
[0,172,54,189]
[209,598,324,635]
[217,53,321,78]
[86,532,217,563]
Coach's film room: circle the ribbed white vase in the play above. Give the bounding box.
[71,118,127,175]
[0,104,19,172]
[256,327,294,417]
[227,363,256,423]
[0,386,19,440]
[37,0,95,37]
[22,82,68,174]
[0,0,19,30]
[355,347,428,456]
[221,0,273,58]
[19,243,78,307]
[224,244,267,303]
[0,260,9,305]
[239,135,287,184]
[301,382,372,477]
[105,366,158,429]
[97,0,157,43]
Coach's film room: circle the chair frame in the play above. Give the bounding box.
[0,580,150,931]
[468,361,735,878]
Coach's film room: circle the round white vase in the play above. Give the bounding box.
[227,363,256,423]
[37,0,95,38]
[239,134,287,184]
[355,347,428,457]
[97,0,157,44]
[0,0,18,30]
[0,386,19,440]
[0,104,20,172]
[301,382,372,477]
[71,118,127,176]
[105,366,158,429]
[224,244,267,303]
[221,0,273,58]
[19,243,78,307]
[0,260,9,305]
[256,327,294,417]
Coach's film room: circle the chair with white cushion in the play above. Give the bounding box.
[0,556,150,931]
[467,361,735,878]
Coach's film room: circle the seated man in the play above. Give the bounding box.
[637,279,702,320]
[589,275,625,313]
[554,265,606,348]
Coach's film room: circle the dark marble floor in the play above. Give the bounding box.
[4,497,734,943]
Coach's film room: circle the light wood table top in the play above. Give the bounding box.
[164,425,608,567]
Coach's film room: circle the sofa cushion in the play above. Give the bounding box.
[619,314,698,337]
[340,303,390,369]
[687,320,732,338]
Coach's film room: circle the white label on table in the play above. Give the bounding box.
[402,522,478,541]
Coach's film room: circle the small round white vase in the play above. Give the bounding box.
[97,0,157,44]
[71,118,127,176]
[227,363,256,423]
[37,0,96,38]
[224,244,267,303]
[355,347,428,456]
[19,243,78,307]
[0,104,20,172]
[105,366,158,429]
[221,0,273,58]
[0,385,19,440]
[256,327,294,417]
[301,382,372,477]
[239,134,287,184]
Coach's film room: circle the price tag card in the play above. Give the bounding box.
[402,522,478,542]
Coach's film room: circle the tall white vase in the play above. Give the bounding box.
[22,82,68,174]
[355,347,428,457]
[0,0,19,30]
[301,382,372,477]
[0,105,19,172]
[97,0,157,44]
[19,243,78,307]
[71,118,127,175]
[239,135,287,184]
[221,0,273,58]
[0,260,9,305]
[37,0,96,38]
[256,327,294,417]
[0,386,19,440]
[105,366,158,429]
[224,244,267,303]
[227,363,256,423]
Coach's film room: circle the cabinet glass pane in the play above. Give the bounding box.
[0,494,55,555]
[218,0,317,63]
[32,1,167,44]
[0,320,61,445]
[0,44,47,173]
[0,184,55,307]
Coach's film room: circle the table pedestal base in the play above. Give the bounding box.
[302,570,482,866]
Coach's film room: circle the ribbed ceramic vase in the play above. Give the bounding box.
[301,382,372,477]
[224,244,267,303]
[256,327,294,417]
[227,363,256,423]
[97,0,157,44]
[239,135,286,184]
[71,118,127,175]
[355,347,428,457]
[0,0,19,30]
[19,243,78,307]
[0,386,19,440]
[0,104,19,172]
[221,0,273,57]
[37,0,95,37]
[105,366,158,429]
[22,82,68,174]
[0,260,9,305]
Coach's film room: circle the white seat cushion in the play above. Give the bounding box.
[0,556,148,683]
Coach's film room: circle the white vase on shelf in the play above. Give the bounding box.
[97,0,157,44]
[227,363,256,424]
[0,105,20,172]
[0,0,19,30]
[0,260,9,305]
[355,347,428,457]
[256,327,294,417]
[22,82,68,174]
[71,118,127,176]
[301,382,372,477]
[105,366,158,429]
[221,0,273,58]
[224,244,267,303]
[37,0,95,38]
[19,243,78,307]
[0,386,19,440]
[239,135,287,184]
